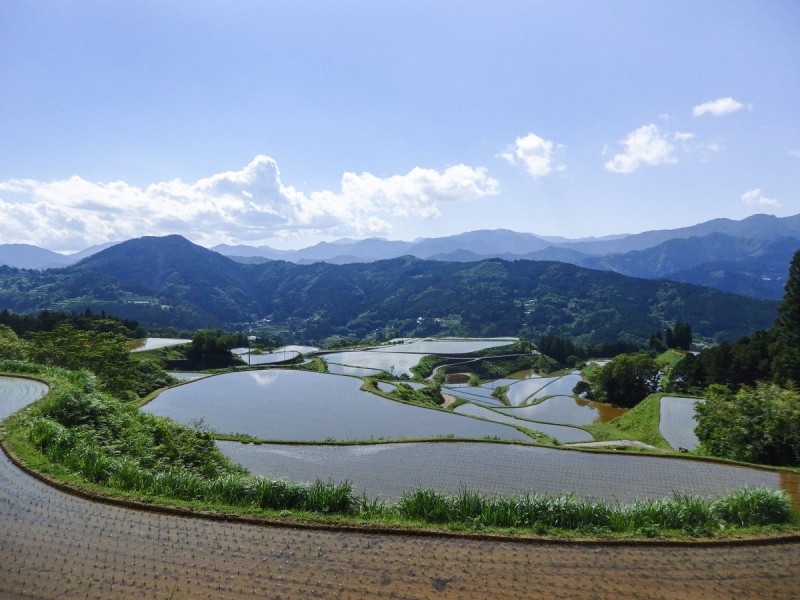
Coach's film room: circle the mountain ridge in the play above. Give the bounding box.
[0,234,778,346]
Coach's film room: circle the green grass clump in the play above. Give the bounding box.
[396,486,791,535]
[586,393,671,450]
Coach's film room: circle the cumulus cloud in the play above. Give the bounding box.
[604,124,677,174]
[0,156,498,250]
[498,132,564,179]
[692,97,747,117]
[741,188,781,208]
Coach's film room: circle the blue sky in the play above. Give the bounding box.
[1,0,798,251]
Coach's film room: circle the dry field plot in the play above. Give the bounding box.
[1,448,799,599]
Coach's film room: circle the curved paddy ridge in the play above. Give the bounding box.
[2,376,800,598]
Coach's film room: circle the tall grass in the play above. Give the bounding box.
[396,486,790,534]
[7,366,794,536]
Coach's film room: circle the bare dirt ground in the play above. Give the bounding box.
[1,451,799,600]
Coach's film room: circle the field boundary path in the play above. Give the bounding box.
[2,376,800,598]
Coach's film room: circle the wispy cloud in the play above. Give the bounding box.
[604,124,677,174]
[789,149,800,159]
[0,156,498,251]
[741,188,781,208]
[498,132,564,180]
[692,97,748,117]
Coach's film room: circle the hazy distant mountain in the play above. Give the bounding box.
[0,234,777,345]
[557,213,800,255]
[0,241,120,269]
[4,213,798,301]
[0,244,71,269]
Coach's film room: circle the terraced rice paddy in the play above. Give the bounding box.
[453,404,592,443]
[322,351,424,377]
[660,396,702,450]
[131,337,190,352]
[497,396,628,426]
[143,371,530,441]
[372,337,516,355]
[0,376,49,417]
[218,440,784,503]
[166,372,209,382]
[2,376,800,597]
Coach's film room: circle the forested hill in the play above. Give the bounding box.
[0,235,779,345]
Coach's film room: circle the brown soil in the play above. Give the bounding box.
[1,452,799,599]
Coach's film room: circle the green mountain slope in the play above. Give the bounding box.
[0,235,778,344]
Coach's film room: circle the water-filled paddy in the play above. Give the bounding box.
[453,404,593,443]
[371,338,515,355]
[0,376,48,419]
[218,440,783,503]
[660,396,702,450]
[143,371,530,441]
[498,396,627,426]
[322,351,423,377]
[376,381,428,393]
[132,337,190,352]
[166,372,209,382]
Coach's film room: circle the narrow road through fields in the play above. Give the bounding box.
[2,377,800,599]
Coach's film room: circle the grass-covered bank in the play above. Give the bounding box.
[2,364,798,540]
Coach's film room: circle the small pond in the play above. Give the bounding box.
[143,370,530,442]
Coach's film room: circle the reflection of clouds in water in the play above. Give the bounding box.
[249,371,278,386]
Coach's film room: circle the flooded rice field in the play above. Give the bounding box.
[497,396,628,426]
[453,404,592,443]
[143,371,530,441]
[131,338,190,352]
[2,375,800,597]
[218,440,786,504]
[323,351,424,377]
[660,396,702,450]
[2,448,798,600]
[371,338,515,355]
[0,376,48,420]
[166,371,209,382]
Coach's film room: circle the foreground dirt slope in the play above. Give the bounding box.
[1,453,798,599]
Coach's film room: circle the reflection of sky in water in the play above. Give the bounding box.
[248,371,278,386]
[144,370,530,442]
[323,351,422,376]
[454,403,592,443]
[497,395,625,426]
[370,339,514,355]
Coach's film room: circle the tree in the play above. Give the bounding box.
[593,353,660,407]
[0,324,25,360]
[695,382,800,466]
[186,329,241,366]
[26,323,137,396]
[773,250,800,385]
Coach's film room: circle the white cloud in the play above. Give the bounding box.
[498,132,564,179]
[692,97,747,117]
[741,188,781,208]
[789,149,800,158]
[0,156,498,250]
[604,124,677,174]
